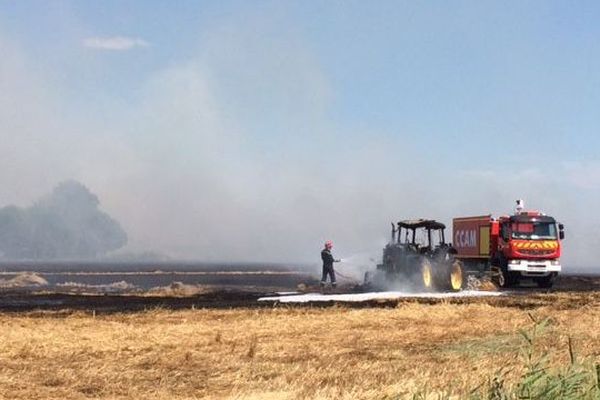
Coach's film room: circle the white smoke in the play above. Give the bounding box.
[335,253,378,283]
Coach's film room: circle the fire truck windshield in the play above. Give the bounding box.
[511,222,557,240]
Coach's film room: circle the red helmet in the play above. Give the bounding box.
[324,240,333,249]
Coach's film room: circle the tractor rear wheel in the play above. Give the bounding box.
[434,260,464,292]
[448,260,464,292]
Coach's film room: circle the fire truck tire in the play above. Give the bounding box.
[535,274,555,289]
[509,273,520,287]
[493,267,518,288]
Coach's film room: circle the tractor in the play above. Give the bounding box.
[364,219,464,291]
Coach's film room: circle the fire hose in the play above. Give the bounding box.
[334,270,357,282]
[332,262,359,283]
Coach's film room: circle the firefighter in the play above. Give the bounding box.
[321,240,340,288]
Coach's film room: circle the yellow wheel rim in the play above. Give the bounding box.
[450,261,463,291]
[422,260,433,288]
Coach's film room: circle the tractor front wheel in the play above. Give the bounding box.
[420,259,434,291]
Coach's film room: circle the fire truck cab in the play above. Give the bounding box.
[494,211,564,287]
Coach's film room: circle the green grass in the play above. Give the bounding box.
[411,313,600,400]
[442,333,520,357]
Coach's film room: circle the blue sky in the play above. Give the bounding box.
[1,1,599,266]
[3,1,599,155]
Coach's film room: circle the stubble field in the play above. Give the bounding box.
[1,289,600,399]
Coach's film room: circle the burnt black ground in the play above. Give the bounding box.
[0,272,599,313]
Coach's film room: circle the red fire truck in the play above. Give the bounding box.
[453,200,565,288]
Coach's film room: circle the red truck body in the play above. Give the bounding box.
[452,210,563,287]
[453,215,495,258]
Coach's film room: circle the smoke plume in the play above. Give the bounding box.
[0,181,126,259]
[0,9,598,272]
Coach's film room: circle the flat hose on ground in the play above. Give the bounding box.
[333,270,360,283]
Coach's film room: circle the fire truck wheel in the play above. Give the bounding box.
[536,274,555,289]
[493,267,516,288]
[420,259,434,290]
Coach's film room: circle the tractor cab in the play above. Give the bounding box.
[394,219,448,255]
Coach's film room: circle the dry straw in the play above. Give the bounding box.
[0,292,599,399]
